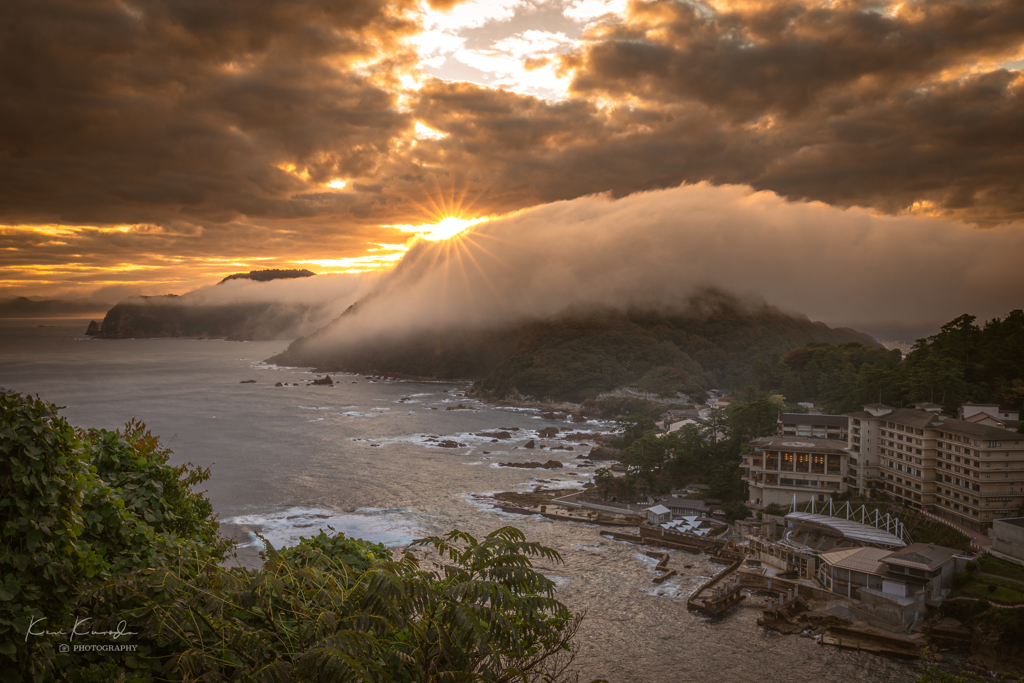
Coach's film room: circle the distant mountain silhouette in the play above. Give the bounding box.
[0,296,111,318]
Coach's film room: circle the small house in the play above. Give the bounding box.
[646,504,671,524]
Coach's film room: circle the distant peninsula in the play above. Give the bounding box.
[0,296,111,318]
[270,291,880,403]
[89,269,328,341]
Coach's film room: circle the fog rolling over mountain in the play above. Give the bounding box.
[269,181,1024,399]
[94,270,371,341]
[270,182,1023,367]
[276,183,1024,354]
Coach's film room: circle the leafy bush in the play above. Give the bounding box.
[0,395,226,681]
[80,527,583,683]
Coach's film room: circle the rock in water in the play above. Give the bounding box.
[587,446,621,461]
[275,382,283,387]
[498,460,563,469]
[240,380,257,384]
[538,427,559,438]
[311,375,333,386]
[524,439,536,449]
[85,320,101,336]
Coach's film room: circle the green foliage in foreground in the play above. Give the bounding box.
[1,394,589,683]
[80,527,583,682]
[1,393,228,682]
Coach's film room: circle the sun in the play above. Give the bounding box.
[390,215,487,241]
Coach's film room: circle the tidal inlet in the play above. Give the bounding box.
[2,1,1024,682]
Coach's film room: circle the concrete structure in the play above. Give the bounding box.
[778,413,849,441]
[742,436,848,506]
[990,517,1024,561]
[881,542,959,603]
[817,542,959,630]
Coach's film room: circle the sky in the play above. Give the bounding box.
[2,0,1023,329]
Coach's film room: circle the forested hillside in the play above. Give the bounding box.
[273,291,878,402]
[753,311,1024,416]
[94,296,333,341]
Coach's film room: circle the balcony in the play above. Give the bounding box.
[779,479,819,488]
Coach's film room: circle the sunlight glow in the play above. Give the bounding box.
[390,215,487,241]
[415,122,447,140]
[326,179,347,190]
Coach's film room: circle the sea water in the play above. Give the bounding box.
[0,320,918,682]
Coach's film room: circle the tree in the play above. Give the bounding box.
[726,398,780,443]
[82,527,586,683]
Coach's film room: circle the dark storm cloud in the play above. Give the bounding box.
[384,0,1024,224]
[571,0,1024,121]
[0,0,419,228]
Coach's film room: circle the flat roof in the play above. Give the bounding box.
[779,413,848,427]
[786,511,907,548]
[749,436,849,454]
[994,517,1024,529]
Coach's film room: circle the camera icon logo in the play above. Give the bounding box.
[59,644,69,653]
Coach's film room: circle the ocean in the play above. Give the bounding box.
[0,320,921,682]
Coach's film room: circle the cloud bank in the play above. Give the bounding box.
[299,183,1024,349]
[2,0,1023,296]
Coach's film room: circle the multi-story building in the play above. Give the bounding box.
[777,413,849,441]
[742,402,1024,533]
[845,403,939,502]
[742,436,848,506]
[846,403,1024,533]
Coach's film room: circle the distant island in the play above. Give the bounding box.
[88,269,326,341]
[218,269,315,284]
[0,296,111,318]
[270,290,880,403]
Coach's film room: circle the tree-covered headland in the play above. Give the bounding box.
[0,394,589,683]
[750,311,1024,419]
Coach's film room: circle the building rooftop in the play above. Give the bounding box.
[661,497,710,511]
[778,413,848,427]
[994,517,1024,529]
[937,417,1022,440]
[818,546,894,575]
[883,542,960,571]
[749,436,849,454]
[786,511,907,548]
[847,406,1022,440]
[648,505,671,515]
